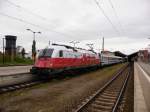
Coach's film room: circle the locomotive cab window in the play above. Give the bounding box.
[59,50,63,57]
[38,49,54,58]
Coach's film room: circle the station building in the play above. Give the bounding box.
[138,50,150,62]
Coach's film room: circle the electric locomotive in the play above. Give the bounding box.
[31,43,100,75]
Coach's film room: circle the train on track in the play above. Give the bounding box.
[31,43,123,75]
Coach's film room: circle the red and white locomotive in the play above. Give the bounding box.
[31,43,100,74]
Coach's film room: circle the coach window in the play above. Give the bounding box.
[59,50,63,57]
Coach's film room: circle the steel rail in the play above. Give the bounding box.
[74,64,130,112]
[112,67,131,112]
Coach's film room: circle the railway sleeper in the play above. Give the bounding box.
[106,87,121,90]
[102,92,118,97]
[91,108,112,112]
[91,103,113,111]
[20,84,26,87]
[100,95,117,100]
[104,90,120,94]
[100,94,118,99]
[1,88,8,91]
[97,97,116,102]
[14,85,21,88]
[94,100,114,106]
[8,87,16,90]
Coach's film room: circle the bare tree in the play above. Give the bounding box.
[21,48,25,58]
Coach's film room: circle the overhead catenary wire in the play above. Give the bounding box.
[4,0,91,40]
[4,0,55,27]
[94,0,120,35]
[108,0,125,34]
[0,12,75,39]
[0,12,45,29]
[2,0,121,38]
[5,0,116,38]
[1,0,77,39]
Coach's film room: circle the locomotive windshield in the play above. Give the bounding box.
[38,49,54,58]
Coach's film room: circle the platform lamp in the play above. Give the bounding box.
[26,29,41,62]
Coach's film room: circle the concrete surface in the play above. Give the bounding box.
[0,66,32,76]
[134,62,149,112]
[138,62,150,76]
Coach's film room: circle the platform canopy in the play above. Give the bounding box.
[128,51,139,61]
[113,51,127,58]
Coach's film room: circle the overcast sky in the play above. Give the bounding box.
[0,0,150,54]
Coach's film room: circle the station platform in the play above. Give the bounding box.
[134,62,150,112]
[0,65,32,76]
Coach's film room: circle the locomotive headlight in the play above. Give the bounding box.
[49,63,53,67]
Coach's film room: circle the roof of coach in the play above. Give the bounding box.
[101,54,122,59]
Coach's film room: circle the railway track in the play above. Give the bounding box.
[0,64,129,96]
[73,64,131,112]
[0,69,95,94]
[0,79,44,94]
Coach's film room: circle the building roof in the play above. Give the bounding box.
[114,51,126,57]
